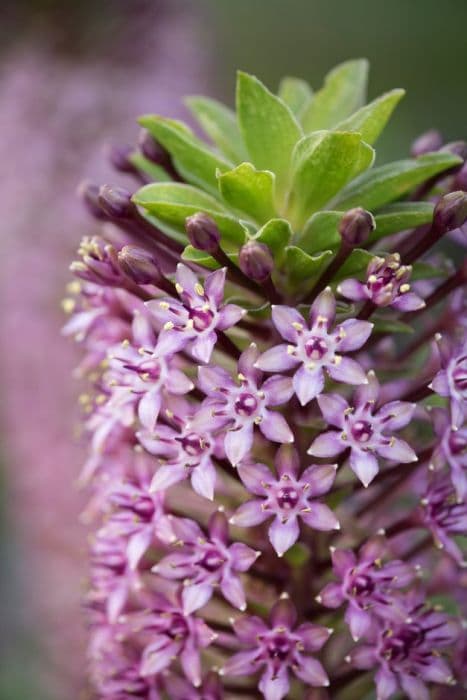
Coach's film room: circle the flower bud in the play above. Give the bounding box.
[118,245,162,285]
[454,162,467,191]
[77,180,107,220]
[138,129,172,168]
[106,144,138,174]
[440,140,467,162]
[98,184,134,219]
[410,129,443,157]
[433,191,467,233]
[185,212,221,253]
[338,207,375,246]
[238,241,274,282]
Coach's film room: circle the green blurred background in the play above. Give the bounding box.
[0,1,465,698]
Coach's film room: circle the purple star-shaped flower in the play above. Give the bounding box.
[222,596,330,700]
[137,400,224,501]
[348,593,459,700]
[337,253,425,312]
[88,531,141,623]
[420,476,467,566]
[255,288,372,405]
[317,540,415,641]
[430,334,467,429]
[119,590,216,687]
[147,263,244,363]
[308,371,417,487]
[431,407,467,502]
[230,445,339,557]
[196,344,294,466]
[101,478,174,570]
[106,312,193,430]
[154,510,258,613]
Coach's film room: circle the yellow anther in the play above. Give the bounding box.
[61,298,75,313]
[399,284,410,293]
[292,322,304,331]
[164,321,174,331]
[175,283,184,294]
[194,283,204,296]
[159,301,170,310]
[287,345,296,355]
[237,373,246,382]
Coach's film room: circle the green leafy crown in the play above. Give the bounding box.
[131,59,461,299]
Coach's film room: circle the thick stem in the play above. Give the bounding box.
[302,243,352,304]
[404,263,467,322]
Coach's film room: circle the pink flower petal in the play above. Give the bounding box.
[260,410,293,444]
[335,318,373,351]
[307,430,345,458]
[271,305,304,342]
[293,365,325,406]
[268,515,299,556]
[317,393,349,428]
[349,449,379,487]
[256,344,299,372]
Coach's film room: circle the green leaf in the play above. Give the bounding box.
[138,115,232,195]
[287,131,374,227]
[334,89,405,145]
[253,219,292,259]
[411,261,446,280]
[133,182,247,247]
[334,248,373,282]
[301,59,369,132]
[185,96,248,163]
[181,245,219,269]
[217,162,276,224]
[369,202,434,242]
[284,247,333,286]
[128,152,173,182]
[297,211,343,254]
[278,77,313,117]
[334,152,463,211]
[236,71,302,201]
[372,318,414,335]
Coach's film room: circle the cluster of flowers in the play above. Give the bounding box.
[63,65,467,699]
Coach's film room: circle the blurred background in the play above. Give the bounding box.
[0,1,465,698]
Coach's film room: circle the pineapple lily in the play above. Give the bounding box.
[63,60,467,699]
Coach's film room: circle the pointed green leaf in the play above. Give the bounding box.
[369,202,434,242]
[285,247,333,286]
[253,219,292,262]
[411,261,446,280]
[134,182,226,211]
[334,152,462,211]
[278,77,313,117]
[297,211,343,254]
[185,96,248,163]
[128,152,173,182]
[217,163,276,224]
[133,182,247,246]
[236,71,302,200]
[372,318,414,335]
[301,59,369,132]
[139,115,232,195]
[334,248,373,282]
[334,89,405,145]
[182,245,219,269]
[287,131,374,227]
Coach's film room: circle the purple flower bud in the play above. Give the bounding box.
[454,162,467,191]
[77,180,107,220]
[118,245,162,285]
[238,241,274,282]
[440,140,467,162]
[138,129,172,168]
[185,212,221,253]
[410,129,443,157]
[106,143,138,174]
[338,208,375,246]
[433,191,467,233]
[98,184,134,219]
